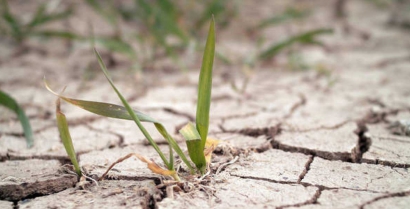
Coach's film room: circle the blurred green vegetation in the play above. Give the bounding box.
[0,0,337,73]
[0,0,77,44]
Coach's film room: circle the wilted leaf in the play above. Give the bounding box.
[100,153,179,181]
[44,78,195,173]
[56,98,81,176]
[204,137,219,164]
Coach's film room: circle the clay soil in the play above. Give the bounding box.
[1,0,410,208]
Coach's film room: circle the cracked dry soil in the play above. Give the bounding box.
[1,0,410,208]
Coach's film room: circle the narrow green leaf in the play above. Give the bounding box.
[56,98,81,176]
[258,28,333,61]
[0,90,34,148]
[45,82,156,121]
[46,79,195,173]
[179,123,206,173]
[196,17,215,148]
[30,30,82,40]
[94,48,171,169]
[45,78,195,173]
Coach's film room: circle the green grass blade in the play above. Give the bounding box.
[56,99,81,176]
[196,17,215,148]
[94,48,171,169]
[0,90,34,148]
[153,124,194,173]
[30,30,82,40]
[258,28,333,61]
[45,77,194,172]
[180,123,206,173]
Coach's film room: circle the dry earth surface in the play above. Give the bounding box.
[1,0,410,208]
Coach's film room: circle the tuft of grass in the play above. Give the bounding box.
[0,90,34,148]
[46,18,216,180]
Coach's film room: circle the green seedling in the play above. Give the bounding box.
[46,18,216,180]
[0,90,34,148]
[0,0,77,44]
[258,28,333,61]
[55,97,81,176]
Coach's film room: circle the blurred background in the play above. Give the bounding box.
[1,0,409,76]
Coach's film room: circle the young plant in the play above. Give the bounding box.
[46,18,216,180]
[0,90,34,148]
[55,97,81,176]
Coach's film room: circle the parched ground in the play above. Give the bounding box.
[1,0,410,208]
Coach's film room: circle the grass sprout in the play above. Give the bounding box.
[0,90,34,148]
[55,97,81,176]
[45,18,216,180]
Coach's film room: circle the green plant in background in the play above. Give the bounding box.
[0,90,34,148]
[45,18,216,181]
[85,0,235,69]
[258,28,333,62]
[84,0,137,60]
[0,0,77,44]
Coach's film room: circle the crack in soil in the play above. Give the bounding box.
[277,186,323,209]
[5,154,71,165]
[0,174,77,202]
[361,158,410,168]
[282,93,307,120]
[297,156,314,184]
[230,174,384,193]
[351,121,372,163]
[219,123,281,138]
[270,138,353,162]
[282,120,352,133]
[376,136,410,144]
[358,190,410,209]
[163,107,195,121]
[220,111,259,121]
[84,124,125,148]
